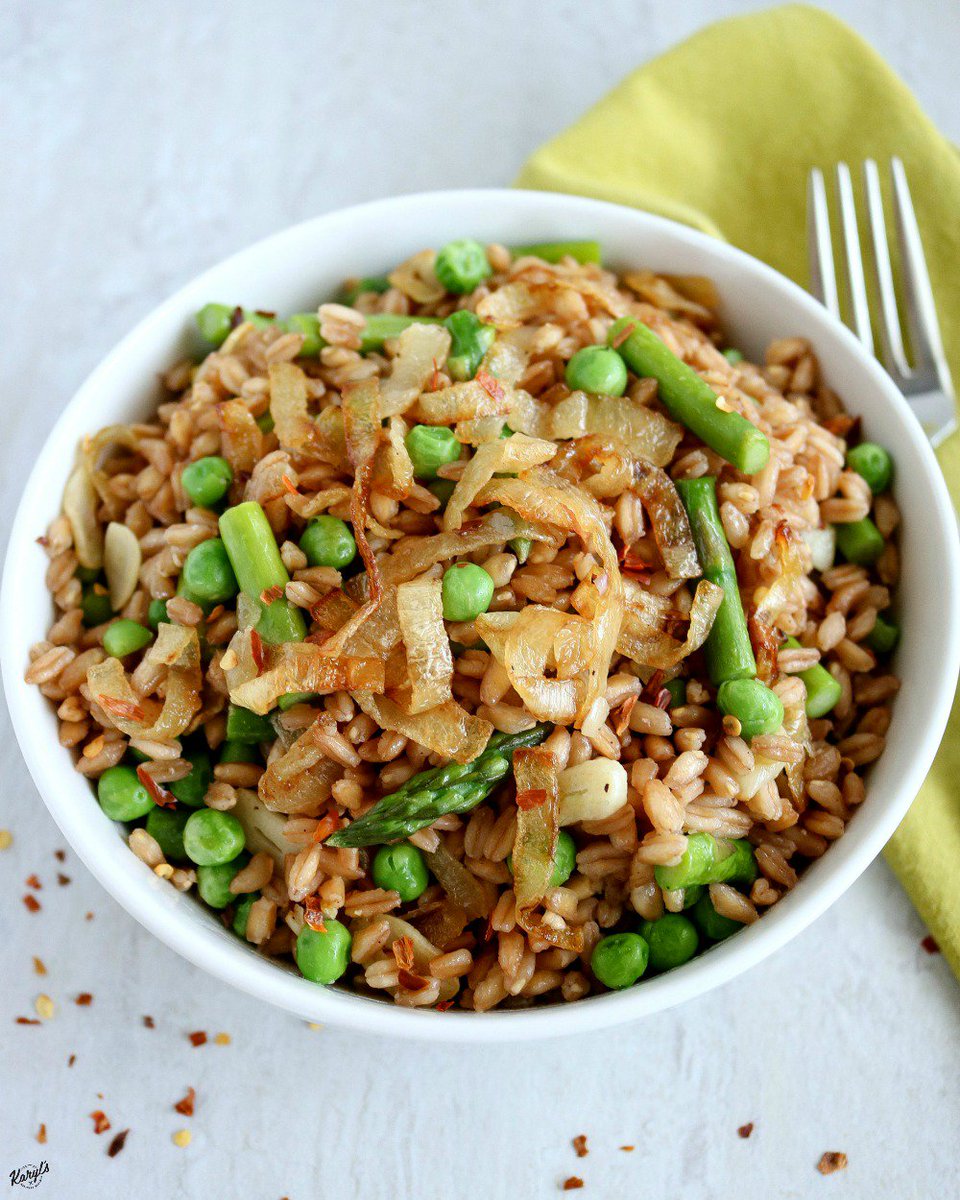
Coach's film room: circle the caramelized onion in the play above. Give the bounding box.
[443,432,555,531]
[396,577,453,713]
[511,747,560,910]
[355,693,492,764]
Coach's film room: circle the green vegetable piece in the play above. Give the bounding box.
[285,313,324,357]
[722,347,744,364]
[405,424,461,480]
[81,586,114,627]
[676,477,757,684]
[691,892,742,942]
[97,765,155,822]
[179,538,239,606]
[295,920,352,984]
[372,842,430,902]
[358,313,444,354]
[327,725,551,847]
[846,442,893,494]
[197,854,249,909]
[428,478,456,507]
[434,239,493,294]
[340,275,391,305]
[510,240,601,265]
[445,309,496,381]
[508,536,532,565]
[664,677,687,709]
[507,829,577,888]
[145,807,190,862]
[75,565,100,584]
[196,303,234,346]
[256,412,275,435]
[782,637,842,719]
[609,317,770,474]
[441,563,494,622]
[716,678,784,741]
[654,832,757,892]
[225,704,275,743]
[278,691,318,711]
[147,598,169,631]
[169,748,213,808]
[867,613,900,656]
[102,619,153,659]
[591,932,649,989]
[181,456,233,508]
[219,740,260,765]
[564,345,628,397]
[834,517,885,566]
[218,502,307,644]
[232,892,258,938]
[183,809,246,867]
[682,883,705,909]
[299,515,357,569]
[640,914,700,972]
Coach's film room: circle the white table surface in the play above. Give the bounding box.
[2,2,959,1196]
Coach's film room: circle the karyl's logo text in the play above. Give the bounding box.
[9,1161,49,1189]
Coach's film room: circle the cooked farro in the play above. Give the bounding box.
[28,237,899,1010]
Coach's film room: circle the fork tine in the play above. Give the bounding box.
[862,160,911,381]
[835,163,874,355]
[890,157,947,378]
[807,168,840,318]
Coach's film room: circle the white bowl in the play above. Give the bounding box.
[3,189,958,1041]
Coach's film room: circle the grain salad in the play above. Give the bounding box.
[26,236,901,1010]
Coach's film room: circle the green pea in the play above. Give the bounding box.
[340,275,391,305]
[445,309,496,381]
[197,853,249,909]
[225,704,276,744]
[372,843,430,902]
[654,833,757,892]
[179,537,239,605]
[169,748,213,808]
[81,586,114,627]
[564,345,629,397]
[299,515,357,569]
[256,412,275,435]
[590,932,649,990]
[405,424,461,480]
[219,740,260,765]
[278,691,318,711]
[716,678,784,741]
[183,809,245,866]
[834,518,885,566]
[181,456,233,508]
[846,442,893,494]
[232,892,259,938]
[441,563,494,623]
[196,302,234,346]
[639,914,700,972]
[145,807,191,862]
[506,829,577,888]
[285,313,324,357]
[664,677,687,709]
[867,613,900,656]
[147,598,169,631]
[295,920,352,984]
[97,765,154,822]
[722,347,744,364]
[434,239,493,294]
[103,619,153,659]
[691,892,742,942]
[428,478,456,508]
[508,536,532,565]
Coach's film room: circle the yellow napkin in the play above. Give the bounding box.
[517,3,960,977]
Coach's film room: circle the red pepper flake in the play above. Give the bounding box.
[482,914,495,943]
[516,787,548,811]
[33,957,47,976]
[187,1031,207,1047]
[397,968,430,993]
[572,1134,589,1158]
[643,668,665,703]
[429,357,441,392]
[206,604,225,623]
[620,552,653,584]
[174,1086,196,1116]
[476,369,505,404]
[90,1111,111,1135]
[613,693,638,737]
[98,694,146,723]
[311,810,341,844]
[738,1123,754,1139]
[260,584,284,605]
[250,628,265,673]
[36,1123,47,1144]
[562,1178,584,1191]
[85,911,94,921]
[23,894,41,913]
[281,473,299,496]
[135,764,177,810]
[435,1000,453,1012]
[619,1146,635,1153]
[816,1152,848,1175]
[653,686,672,711]
[391,936,415,972]
[142,1016,155,1029]
[16,1017,41,1026]
[611,320,637,349]
[75,993,93,1006]
[26,874,42,890]
[67,1054,76,1067]
[107,1129,129,1157]
[302,895,327,933]
[36,535,50,547]
[57,873,71,886]
[921,935,940,954]
[54,849,66,862]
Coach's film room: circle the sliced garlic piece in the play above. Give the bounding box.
[104,521,142,611]
[62,462,103,569]
[735,756,785,801]
[232,787,298,865]
[557,757,629,826]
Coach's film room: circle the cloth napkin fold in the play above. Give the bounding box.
[517,3,960,979]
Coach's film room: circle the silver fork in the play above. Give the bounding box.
[807,157,957,447]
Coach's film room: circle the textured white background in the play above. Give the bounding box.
[2,2,959,1197]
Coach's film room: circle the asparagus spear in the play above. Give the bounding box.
[676,477,756,684]
[195,305,442,358]
[782,637,842,718]
[445,310,496,381]
[327,724,551,847]
[654,832,757,892]
[218,502,307,645]
[608,316,770,474]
